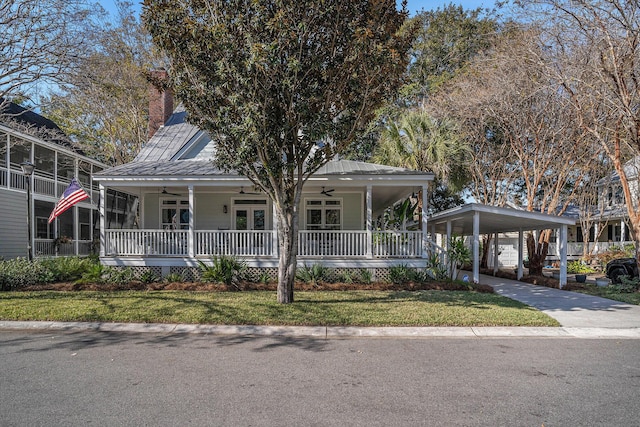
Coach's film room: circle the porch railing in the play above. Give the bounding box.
[105,230,188,256]
[298,230,368,257]
[547,241,636,258]
[34,239,93,257]
[196,230,273,257]
[104,229,432,259]
[372,231,422,258]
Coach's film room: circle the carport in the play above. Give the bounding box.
[428,204,576,287]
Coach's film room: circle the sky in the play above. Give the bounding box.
[99,0,496,18]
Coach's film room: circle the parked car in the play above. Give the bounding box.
[605,258,639,284]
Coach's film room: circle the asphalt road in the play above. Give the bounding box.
[1,331,639,426]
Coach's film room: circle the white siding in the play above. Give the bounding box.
[0,188,28,259]
[196,193,234,229]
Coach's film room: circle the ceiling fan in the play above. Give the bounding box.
[238,186,260,195]
[161,187,182,196]
[321,186,335,197]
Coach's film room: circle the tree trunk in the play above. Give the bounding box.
[276,203,299,304]
[480,234,491,269]
[526,231,550,276]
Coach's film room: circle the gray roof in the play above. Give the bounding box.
[134,105,199,162]
[597,156,640,185]
[95,158,431,179]
[98,105,434,180]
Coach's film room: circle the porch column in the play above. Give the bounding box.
[99,184,105,257]
[366,185,372,258]
[74,205,79,255]
[620,219,626,244]
[593,223,599,254]
[517,228,524,280]
[446,220,452,277]
[559,224,568,288]
[421,184,428,258]
[473,211,480,284]
[272,203,278,259]
[493,231,499,275]
[188,185,195,258]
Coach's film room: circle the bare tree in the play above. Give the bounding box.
[518,0,640,261]
[43,1,164,165]
[439,26,596,274]
[0,0,97,110]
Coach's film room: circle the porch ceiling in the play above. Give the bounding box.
[428,203,575,235]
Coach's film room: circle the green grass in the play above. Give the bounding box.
[568,285,640,305]
[0,290,558,327]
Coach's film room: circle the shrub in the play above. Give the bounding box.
[296,263,330,287]
[139,270,159,284]
[389,264,417,284]
[357,268,372,284]
[163,272,185,283]
[199,255,247,289]
[425,254,448,280]
[0,258,50,290]
[612,276,640,293]
[567,260,595,275]
[40,256,95,282]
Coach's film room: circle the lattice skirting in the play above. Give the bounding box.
[113,265,396,283]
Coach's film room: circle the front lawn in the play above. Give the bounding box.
[0,290,559,327]
[564,284,640,305]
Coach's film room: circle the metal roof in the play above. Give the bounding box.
[134,105,200,162]
[95,158,433,179]
[429,203,575,235]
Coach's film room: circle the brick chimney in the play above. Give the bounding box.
[148,69,174,140]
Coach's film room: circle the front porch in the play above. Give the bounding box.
[103,229,437,266]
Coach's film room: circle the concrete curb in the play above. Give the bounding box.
[1,320,640,339]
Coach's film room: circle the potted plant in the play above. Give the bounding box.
[567,260,594,283]
[53,235,72,250]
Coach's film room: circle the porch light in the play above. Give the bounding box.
[20,161,35,177]
[223,204,228,214]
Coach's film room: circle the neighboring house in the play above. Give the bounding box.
[485,159,639,268]
[0,102,132,259]
[93,86,438,280]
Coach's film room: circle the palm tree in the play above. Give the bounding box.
[373,109,470,191]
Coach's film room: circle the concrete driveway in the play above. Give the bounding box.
[475,272,640,328]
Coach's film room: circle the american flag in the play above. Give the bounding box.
[48,178,90,223]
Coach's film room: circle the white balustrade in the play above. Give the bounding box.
[105,229,430,259]
[106,230,188,256]
[372,231,422,258]
[196,230,273,257]
[298,230,368,257]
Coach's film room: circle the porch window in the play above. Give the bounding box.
[161,199,189,230]
[305,199,341,230]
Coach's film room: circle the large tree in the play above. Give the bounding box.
[143,0,413,303]
[439,26,595,274]
[517,0,640,261]
[43,1,163,165]
[0,0,96,110]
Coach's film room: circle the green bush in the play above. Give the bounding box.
[0,258,50,290]
[389,264,419,284]
[163,272,185,283]
[199,255,247,289]
[40,256,96,282]
[296,263,331,287]
[567,260,595,274]
[612,276,640,293]
[139,270,159,284]
[357,268,372,284]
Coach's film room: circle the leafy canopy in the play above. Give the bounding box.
[143,0,413,198]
